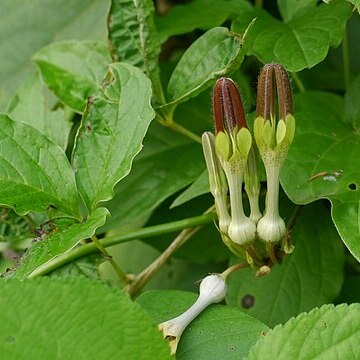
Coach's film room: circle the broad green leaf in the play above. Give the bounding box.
[281,91,360,260]
[33,41,111,113]
[166,27,245,105]
[248,304,360,360]
[0,0,109,110]
[137,290,269,360]
[11,207,109,279]
[171,170,209,208]
[227,202,345,327]
[277,0,317,22]
[72,62,155,213]
[7,71,72,149]
[0,278,171,360]
[102,122,205,231]
[108,0,164,103]
[344,73,360,129]
[155,0,251,43]
[233,0,352,72]
[0,114,80,218]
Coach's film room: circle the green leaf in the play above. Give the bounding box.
[227,202,345,327]
[155,0,251,43]
[171,170,209,208]
[7,71,72,149]
[72,62,155,213]
[233,0,352,72]
[137,290,269,360]
[344,73,360,129]
[0,278,171,360]
[33,41,111,113]
[248,304,360,360]
[102,122,205,231]
[166,27,245,106]
[0,114,80,218]
[0,0,109,110]
[11,207,109,279]
[277,0,317,22]
[108,0,164,103]
[281,91,360,260]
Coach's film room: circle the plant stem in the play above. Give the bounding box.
[291,72,305,93]
[342,28,350,91]
[167,121,202,144]
[90,235,130,284]
[27,213,215,278]
[221,262,249,278]
[125,226,201,298]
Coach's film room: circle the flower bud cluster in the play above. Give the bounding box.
[202,64,295,266]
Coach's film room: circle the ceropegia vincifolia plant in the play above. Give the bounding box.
[254,64,295,245]
[202,64,295,269]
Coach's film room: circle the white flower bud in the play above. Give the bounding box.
[158,274,227,354]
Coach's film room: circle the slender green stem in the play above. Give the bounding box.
[342,27,350,91]
[291,72,305,93]
[152,72,167,105]
[28,213,215,278]
[168,121,202,144]
[90,235,130,284]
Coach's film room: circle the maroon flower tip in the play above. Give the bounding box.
[256,64,293,121]
[213,77,247,134]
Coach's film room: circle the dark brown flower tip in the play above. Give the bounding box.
[213,77,247,134]
[256,64,293,121]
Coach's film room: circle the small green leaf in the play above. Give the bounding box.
[7,71,72,149]
[281,91,360,260]
[347,0,360,13]
[137,290,269,360]
[11,207,109,279]
[108,0,164,103]
[233,0,352,72]
[166,27,245,105]
[72,62,155,213]
[33,41,111,113]
[227,202,345,327]
[0,278,171,360]
[248,304,360,360]
[0,114,80,218]
[0,0,109,110]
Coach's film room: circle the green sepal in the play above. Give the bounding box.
[276,119,286,145]
[285,114,296,144]
[215,131,231,160]
[263,120,273,148]
[254,117,265,148]
[236,127,252,160]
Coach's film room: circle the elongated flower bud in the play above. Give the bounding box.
[212,78,256,246]
[254,64,295,244]
[158,274,227,354]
